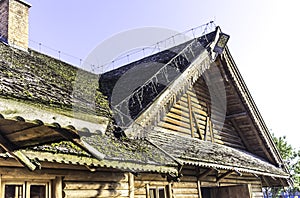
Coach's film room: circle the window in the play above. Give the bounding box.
[4,184,23,198]
[148,186,167,198]
[2,181,50,198]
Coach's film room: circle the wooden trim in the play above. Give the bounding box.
[209,119,214,143]
[146,183,150,198]
[197,178,203,198]
[53,176,63,198]
[198,168,214,180]
[204,117,209,141]
[192,111,203,140]
[187,94,195,138]
[217,170,234,182]
[129,173,134,198]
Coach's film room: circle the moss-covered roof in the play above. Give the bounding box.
[149,130,289,178]
[0,42,110,118]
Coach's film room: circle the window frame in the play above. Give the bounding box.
[148,185,167,198]
[1,180,51,198]
[1,181,25,198]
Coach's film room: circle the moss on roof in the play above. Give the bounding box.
[0,42,111,118]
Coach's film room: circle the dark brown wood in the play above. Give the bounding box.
[217,171,234,182]
[231,119,251,151]
[198,169,214,180]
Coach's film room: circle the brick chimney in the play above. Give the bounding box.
[0,0,31,50]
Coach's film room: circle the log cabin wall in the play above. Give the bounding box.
[133,167,263,198]
[0,159,130,198]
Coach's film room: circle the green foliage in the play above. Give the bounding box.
[267,133,300,197]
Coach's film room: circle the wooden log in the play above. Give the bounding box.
[172,188,198,194]
[63,189,128,198]
[172,182,198,188]
[64,181,128,190]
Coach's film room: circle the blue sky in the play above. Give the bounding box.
[26,0,300,147]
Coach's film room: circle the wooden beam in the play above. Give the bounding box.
[204,117,209,141]
[197,179,203,198]
[12,150,37,171]
[198,168,214,180]
[146,183,150,198]
[262,176,270,187]
[230,119,252,152]
[168,183,173,198]
[129,173,134,198]
[209,119,214,143]
[187,94,195,138]
[0,131,36,171]
[226,112,247,119]
[53,176,63,198]
[217,170,234,182]
[192,111,203,140]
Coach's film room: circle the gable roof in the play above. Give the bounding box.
[98,27,291,185]
[0,26,291,186]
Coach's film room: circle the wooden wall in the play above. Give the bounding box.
[62,170,129,198]
[156,73,246,150]
[0,164,263,198]
[133,167,263,198]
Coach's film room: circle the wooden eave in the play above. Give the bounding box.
[221,47,285,168]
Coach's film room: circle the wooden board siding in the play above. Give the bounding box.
[134,168,263,198]
[63,171,129,198]
[157,73,246,150]
[0,163,130,198]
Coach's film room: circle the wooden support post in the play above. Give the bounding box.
[168,183,173,198]
[187,94,195,138]
[129,173,134,198]
[192,111,203,140]
[53,176,63,198]
[197,179,203,198]
[217,170,234,182]
[198,168,214,180]
[146,183,150,198]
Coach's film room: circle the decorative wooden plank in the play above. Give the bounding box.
[209,119,214,143]
[187,94,194,138]
[204,117,209,141]
[192,111,203,140]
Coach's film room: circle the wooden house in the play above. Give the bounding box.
[0,0,291,197]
